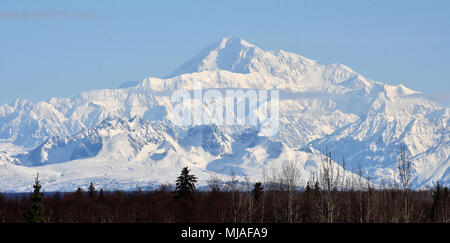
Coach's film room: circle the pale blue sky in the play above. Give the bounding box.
[1,0,449,105]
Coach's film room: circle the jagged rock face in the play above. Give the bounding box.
[26,134,102,165]
[22,118,180,165]
[179,124,231,156]
[0,37,448,191]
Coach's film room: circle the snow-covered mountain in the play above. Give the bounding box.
[0,37,448,191]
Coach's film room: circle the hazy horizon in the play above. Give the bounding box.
[1,0,449,106]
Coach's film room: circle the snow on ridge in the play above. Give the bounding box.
[0,37,448,191]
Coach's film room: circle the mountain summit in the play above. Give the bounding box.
[170,37,264,76]
[141,37,373,93]
[169,37,327,88]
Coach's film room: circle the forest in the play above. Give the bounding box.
[0,149,448,223]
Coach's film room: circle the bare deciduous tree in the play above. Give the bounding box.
[281,160,301,223]
[227,171,252,223]
[317,150,341,223]
[398,145,412,190]
[207,172,223,193]
[397,145,412,222]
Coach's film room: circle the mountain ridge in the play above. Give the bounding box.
[0,37,448,191]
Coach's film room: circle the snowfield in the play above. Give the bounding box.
[0,37,448,192]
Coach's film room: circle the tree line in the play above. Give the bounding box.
[0,146,448,223]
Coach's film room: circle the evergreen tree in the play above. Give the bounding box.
[98,188,105,201]
[430,182,442,222]
[430,182,449,222]
[74,187,84,197]
[174,167,198,199]
[24,174,48,223]
[88,182,96,198]
[252,182,264,202]
[305,181,312,194]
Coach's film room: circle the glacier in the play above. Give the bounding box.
[0,37,448,192]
